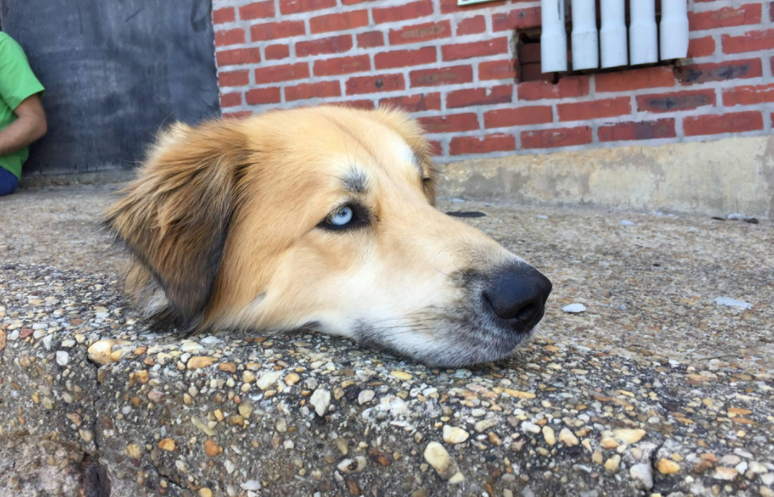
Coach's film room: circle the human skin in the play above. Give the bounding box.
[0,94,47,156]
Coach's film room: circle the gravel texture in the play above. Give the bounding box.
[1,185,772,497]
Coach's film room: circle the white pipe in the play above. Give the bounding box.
[629,0,657,65]
[660,0,689,60]
[571,0,599,70]
[600,0,627,68]
[541,0,567,73]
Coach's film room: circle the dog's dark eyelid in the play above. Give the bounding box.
[317,202,371,232]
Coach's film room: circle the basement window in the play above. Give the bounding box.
[514,1,684,84]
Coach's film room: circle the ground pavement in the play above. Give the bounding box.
[0,185,772,497]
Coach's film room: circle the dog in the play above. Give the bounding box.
[104,105,552,367]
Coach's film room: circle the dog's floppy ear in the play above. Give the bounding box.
[105,120,249,331]
[369,108,438,204]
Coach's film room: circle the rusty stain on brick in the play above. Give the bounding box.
[598,119,676,142]
[411,66,472,86]
[418,114,479,133]
[380,93,441,112]
[637,92,715,112]
[676,60,760,85]
[393,22,449,42]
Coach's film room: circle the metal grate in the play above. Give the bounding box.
[540,0,689,73]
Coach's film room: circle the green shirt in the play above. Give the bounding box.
[0,32,45,180]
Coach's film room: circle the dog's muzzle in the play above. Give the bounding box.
[482,265,553,334]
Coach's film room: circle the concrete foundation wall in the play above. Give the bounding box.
[440,134,774,219]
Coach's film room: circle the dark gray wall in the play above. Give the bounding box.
[0,0,220,176]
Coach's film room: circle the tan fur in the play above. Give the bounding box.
[105,105,539,366]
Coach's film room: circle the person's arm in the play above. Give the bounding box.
[0,93,46,156]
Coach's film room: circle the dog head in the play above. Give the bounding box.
[105,106,551,367]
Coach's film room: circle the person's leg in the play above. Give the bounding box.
[0,167,20,196]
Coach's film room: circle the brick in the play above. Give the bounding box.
[216,48,261,67]
[722,29,774,54]
[688,36,716,58]
[519,43,541,64]
[596,66,675,92]
[518,76,589,100]
[265,45,290,60]
[442,38,509,61]
[220,92,242,108]
[636,90,716,113]
[447,85,513,109]
[427,140,443,156]
[722,83,774,106]
[521,127,592,149]
[239,1,275,20]
[557,97,631,122]
[223,111,252,120]
[219,70,249,87]
[483,106,553,128]
[286,81,341,101]
[492,7,542,31]
[251,21,305,41]
[771,1,774,21]
[215,28,245,47]
[683,111,763,136]
[213,7,235,24]
[255,63,310,84]
[598,119,676,142]
[329,100,376,110]
[479,60,517,81]
[245,87,281,104]
[688,4,761,31]
[279,0,336,15]
[314,55,371,76]
[342,0,378,4]
[457,16,486,35]
[379,93,442,112]
[418,114,480,133]
[389,21,451,45]
[346,74,405,95]
[410,65,473,87]
[357,31,384,48]
[310,10,368,34]
[374,0,433,23]
[449,133,515,155]
[374,47,436,70]
[296,35,353,56]
[676,58,762,85]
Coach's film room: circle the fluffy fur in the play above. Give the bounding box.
[105,106,547,366]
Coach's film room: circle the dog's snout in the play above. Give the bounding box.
[483,265,552,332]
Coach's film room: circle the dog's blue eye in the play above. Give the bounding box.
[327,206,354,227]
[319,203,370,232]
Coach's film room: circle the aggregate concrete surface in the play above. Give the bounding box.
[0,185,772,497]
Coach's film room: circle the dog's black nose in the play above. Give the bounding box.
[483,265,552,332]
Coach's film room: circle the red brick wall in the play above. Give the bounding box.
[212,0,774,162]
